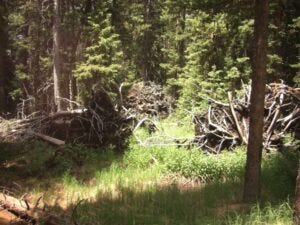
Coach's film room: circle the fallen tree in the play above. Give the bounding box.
[0,193,65,225]
[194,82,300,153]
[0,82,173,148]
[0,88,131,149]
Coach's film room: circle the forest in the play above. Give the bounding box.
[0,0,299,224]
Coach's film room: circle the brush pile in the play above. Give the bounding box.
[0,88,131,148]
[194,82,300,152]
[124,81,172,118]
[0,82,172,148]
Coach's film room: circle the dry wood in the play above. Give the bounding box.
[0,88,131,147]
[27,131,65,146]
[124,81,172,118]
[0,193,43,224]
[228,92,247,144]
[194,82,300,152]
[0,193,62,225]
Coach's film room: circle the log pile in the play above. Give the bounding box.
[0,88,131,149]
[194,82,300,153]
[124,81,172,118]
[0,82,172,148]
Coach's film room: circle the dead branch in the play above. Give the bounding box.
[228,92,247,144]
[194,82,300,152]
[27,131,65,146]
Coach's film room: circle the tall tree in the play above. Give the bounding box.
[0,1,8,112]
[243,0,269,202]
[0,0,14,115]
[73,1,128,104]
[53,0,62,111]
[160,0,188,97]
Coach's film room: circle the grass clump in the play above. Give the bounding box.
[262,150,299,200]
[124,144,246,182]
[225,202,292,225]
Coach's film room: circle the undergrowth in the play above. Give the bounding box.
[0,119,298,225]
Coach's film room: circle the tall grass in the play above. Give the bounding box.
[0,120,298,225]
[58,139,297,225]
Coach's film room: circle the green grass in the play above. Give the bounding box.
[72,184,293,225]
[124,144,246,181]
[0,119,298,225]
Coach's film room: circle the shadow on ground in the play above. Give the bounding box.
[61,181,292,225]
[0,141,298,225]
[0,141,119,192]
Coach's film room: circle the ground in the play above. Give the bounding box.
[0,119,298,225]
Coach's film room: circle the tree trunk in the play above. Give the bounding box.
[178,7,186,69]
[69,75,77,109]
[0,3,6,113]
[0,1,14,115]
[243,0,269,202]
[29,0,42,112]
[53,0,62,111]
[294,160,300,225]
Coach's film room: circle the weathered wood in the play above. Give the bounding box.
[228,92,247,145]
[28,131,65,146]
[0,193,42,224]
[0,194,62,225]
[194,82,299,152]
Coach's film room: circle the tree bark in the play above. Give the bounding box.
[294,160,300,225]
[178,7,186,69]
[29,0,42,112]
[243,0,268,202]
[0,1,14,115]
[53,0,62,111]
[0,2,6,113]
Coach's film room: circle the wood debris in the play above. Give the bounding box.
[0,88,131,149]
[0,193,61,225]
[194,82,300,152]
[124,81,172,118]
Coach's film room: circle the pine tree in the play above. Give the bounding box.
[74,10,127,102]
[160,0,188,97]
[243,0,269,202]
[0,1,15,115]
[175,4,253,111]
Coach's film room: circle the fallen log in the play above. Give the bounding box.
[0,193,62,225]
[27,131,65,146]
[0,193,43,224]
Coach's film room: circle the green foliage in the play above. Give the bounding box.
[0,137,297,225]
[176,10,253,110]
[0,140,55,176]
[226,203,292,225]
[124,144,246,182]
[262,150,299,200]
[290,16,300,84]
[160,0,188,95]
[2,0,299,115]
[74,9,128,101]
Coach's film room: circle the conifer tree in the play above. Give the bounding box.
[160,0,188,97]
[0,1,15,115]
[74,9,127,102]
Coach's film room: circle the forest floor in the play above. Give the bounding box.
[0,117,298,225]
